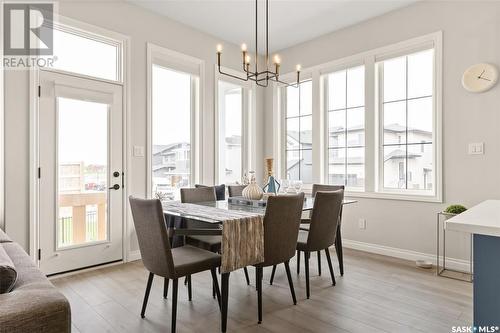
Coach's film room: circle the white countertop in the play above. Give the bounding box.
[445,200,500,237]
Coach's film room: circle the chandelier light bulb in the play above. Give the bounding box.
[296,64,302,72]
[245,55,251,64]
[273,55,281,65]
[241,43,248,52]
[216,44,223,53]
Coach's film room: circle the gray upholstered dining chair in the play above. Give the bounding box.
[129,196,221,333]
[253,193,304,324]
[180,187,251,289]
[296,190,344,299]
[295,184,345,277]
[227,185,246,197]
[195,184,226,200]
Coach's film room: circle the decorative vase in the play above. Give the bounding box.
[242,171,263,200]
[262,158,280,194]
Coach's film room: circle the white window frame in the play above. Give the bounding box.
[274,31,442,202]
[322,61,366,192]
[281,79,314,186]
[215,67,254,185]
[146,43,204,197]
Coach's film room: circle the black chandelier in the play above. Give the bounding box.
[216,0,301,88]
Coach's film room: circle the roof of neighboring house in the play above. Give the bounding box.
[153,143,190,155]
[383,149,422,161]
[328,124,432,136]
[225,135,241,145]
[287,130,312,145]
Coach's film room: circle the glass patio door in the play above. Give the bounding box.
[38,70,123,275]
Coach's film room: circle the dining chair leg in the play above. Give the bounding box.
[296,250,301,275]
[335,224,344,276]
[305,251,310,299]
[221,272,230,333]
[317,251,322,276]
[284,261,297,305]
[171,278,179,333]
[141,272,154,318]
[256,267,263,324]
[269,265,277,285]
[163,278,169,299]
[187,275,192,301]
[325,248,336,286]
[243,267,250,285]
[210,267,221,309]
[213,283,216,299]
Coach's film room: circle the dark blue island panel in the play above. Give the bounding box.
[474,234,500,327]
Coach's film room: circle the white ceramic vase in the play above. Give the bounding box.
[242,171,263,200]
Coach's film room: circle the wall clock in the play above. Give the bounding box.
[462,63,498,93]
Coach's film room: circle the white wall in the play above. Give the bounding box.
[266,1,500,262]
[3,0,265,253]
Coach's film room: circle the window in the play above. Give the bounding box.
[217,81,244,185]
[151,65,195,200]
[52,25,122,81]
[379,49,434,193]
[326,65,365,189]
[285,80,312,183]
[148,44,203,201]
[276,32,441,201]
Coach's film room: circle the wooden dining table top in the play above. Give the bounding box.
[162,196,357,224]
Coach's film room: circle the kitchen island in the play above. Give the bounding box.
[446,200,500,327]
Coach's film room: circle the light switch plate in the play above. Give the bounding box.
[468,143,484,155]
[133,145,145,157]
[358,218,366,230]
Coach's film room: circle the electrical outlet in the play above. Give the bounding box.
[133,145,145,157]
[358,218,366,230]
[468,142,484,155]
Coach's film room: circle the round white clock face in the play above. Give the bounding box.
[462,63,498,93]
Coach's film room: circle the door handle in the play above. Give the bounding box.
[109,184,120,190]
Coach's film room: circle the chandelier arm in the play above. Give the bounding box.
[218,66,250,82]
[272,76,300,88]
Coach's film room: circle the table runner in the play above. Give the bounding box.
[163,202,264,273]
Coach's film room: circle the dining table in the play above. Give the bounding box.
[162,196,357,332]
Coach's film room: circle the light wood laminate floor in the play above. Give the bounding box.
[51,248,472,333]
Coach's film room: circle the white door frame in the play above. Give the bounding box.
[28,15,132,266]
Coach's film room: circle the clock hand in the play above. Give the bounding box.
[478,76,491,81]
[478,69,486,79]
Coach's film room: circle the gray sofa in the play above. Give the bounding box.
[0,228,71,333]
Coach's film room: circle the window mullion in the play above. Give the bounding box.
[364,56,376,193]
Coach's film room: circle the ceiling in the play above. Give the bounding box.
[127,0,417,53]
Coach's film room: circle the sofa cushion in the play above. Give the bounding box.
[0,244,17,293]
[0,228,12,243]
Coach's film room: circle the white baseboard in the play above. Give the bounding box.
[125,241,470,272]
[342,239,471,272]
[127,250,142,262]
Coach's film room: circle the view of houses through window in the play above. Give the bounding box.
[380,49,434,192]
[152,65,193,200]
[218,81,243,185]
[285,80,312,183]
[327,65,365,189]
